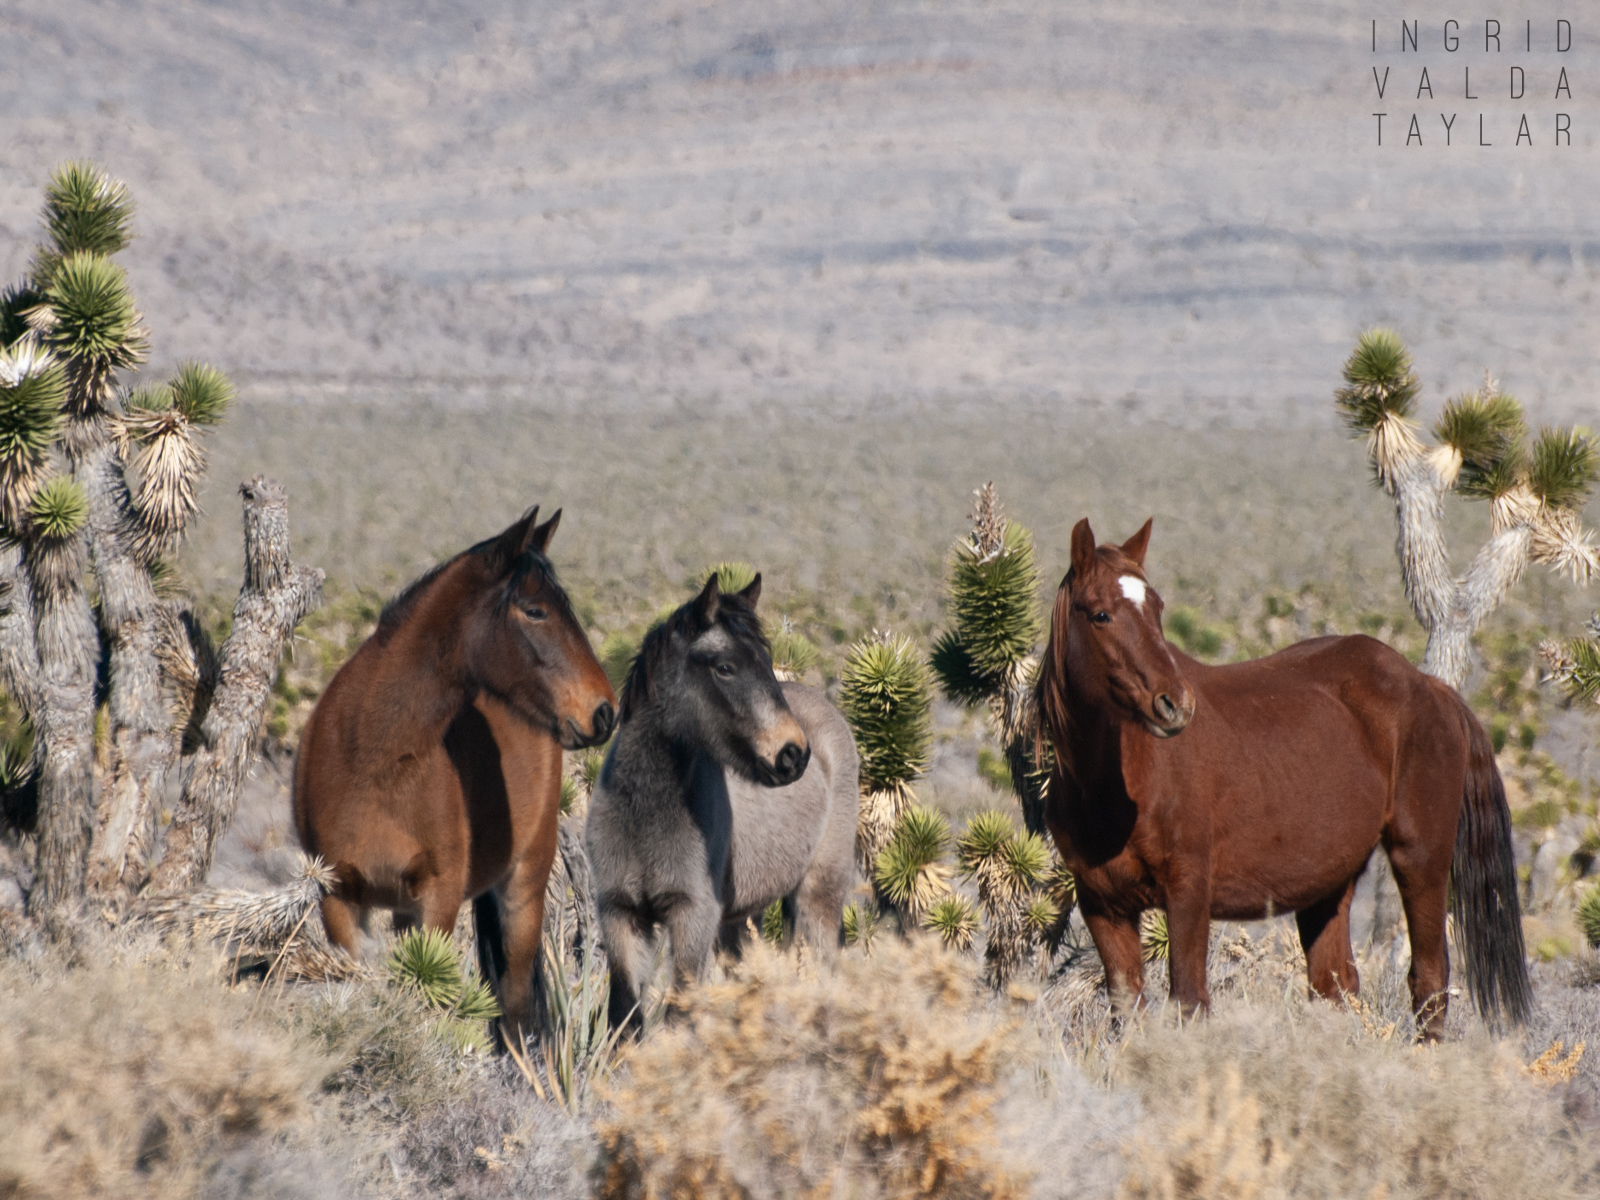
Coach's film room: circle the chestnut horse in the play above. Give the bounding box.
[294,508,616,1044]
[1035,517,1530,1037]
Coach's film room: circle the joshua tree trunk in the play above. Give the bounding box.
[78,438,178,905]
[27,561,99,918]
[147,478,322,895]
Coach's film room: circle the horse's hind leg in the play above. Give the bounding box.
[1295,880,1360,1003]
[320,893,366,957]
[793,861,850,961]
[1387,844,1453,1040]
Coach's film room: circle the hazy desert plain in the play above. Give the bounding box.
[3,2,1600,1197]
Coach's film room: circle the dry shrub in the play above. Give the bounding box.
[594,937,1033,1200]
[1114,1002,1600,1200]
[0,948,326,1199]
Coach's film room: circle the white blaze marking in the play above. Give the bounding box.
[1119,575,1147,609]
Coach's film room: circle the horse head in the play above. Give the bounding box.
[620,571,810,786]
[1052,516,1196,739]
[468,507,617,750]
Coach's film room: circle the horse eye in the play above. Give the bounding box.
[714,662,735,678]
[1091,611,1112,626]
[523,605,548,622]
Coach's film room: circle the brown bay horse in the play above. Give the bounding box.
[1036,518,1531,1037]
[293,507,616,1044]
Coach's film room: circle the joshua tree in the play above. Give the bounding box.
[953,809,1060,987]
[839,629,934,877]
[1336,329,1598,690]
[1541,614,1600,707]
[930,483,1049,834]
[0,162,322,929]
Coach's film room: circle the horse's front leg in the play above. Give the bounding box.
[1079,893,1145,1009]
[666,894,721,993]
[492,845,559,1051]
[1165,881,1213,1017]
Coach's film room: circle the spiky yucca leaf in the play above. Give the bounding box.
[0,342,65,531]
[388,927,464,1009]
[955,810,1015,875]
[1528,427,1599,511]
[1458,436,1528,503]
[453,976,502,1024]
[1141,910,1170,963]
[29,474,88,540]
[125,405,203,558]
[1045,862,1077,914]
[39,251,147,377]
[1000,831,1052,890]
[559,775,579,815]
[769,616,819,680]
[35,161,134,281]
[873,804,953,917]
[168,360,233,426]
[1434,391,1525,467]
[842,901,879,949]
[703,560,758,594]
[760,898,785,944]
[840,631,932,792]
[1578,886,1600,948]
[0,285,45,350]
[1022,895,1060,935]
[1551,635,1600,705]
[0,737,34,795]
[944,520,1042,682]
[1335,328,1420,431]
[581,748,606,789]
[930,630,992,706]
[923,894,979,951]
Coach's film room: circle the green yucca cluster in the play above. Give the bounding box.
[842,901,879,949]
[872,805,952,918]
[1577,886,1600,949]
[923,894,979,952]
[1334,328,1422,431]
[1338,329,1598,512]
[1141,910,1170,963]
[954,809,1064,985]
[932,519,1043,704]
[768,616,820,680]
[760,898,786,944]
[840,632,932,793]
[386,928,501,1053]
[704,560,758,594]
[1578,887,1600,949]
[32,160,134,283]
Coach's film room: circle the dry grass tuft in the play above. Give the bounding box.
[1114,1002,1598,1200]
[594,937,1033,1200]
[0,946,325,1200]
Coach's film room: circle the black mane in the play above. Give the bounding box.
[619,591,769,721]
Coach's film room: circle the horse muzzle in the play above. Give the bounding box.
[755,740,811,787]
[1145,688,1195,738]
[560,700,616,750]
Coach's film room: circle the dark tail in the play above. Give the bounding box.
[473,891,510,1052]
[1449,708,1533,1028]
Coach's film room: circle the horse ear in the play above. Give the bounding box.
[491,506,540,573]
[738,572,762,608]
[532,508,562,553]
[1121,518,1153,567]
[1070,518,1098,578]
[692,572,722,628]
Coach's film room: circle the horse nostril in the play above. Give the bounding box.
[592,701,615,742]
[774,742,806,780]
[1154,694,1178,723]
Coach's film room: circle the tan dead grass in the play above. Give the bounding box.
[595,937,1032,1200]
[0,946,326,1199]
[1113,1001,1597,1200]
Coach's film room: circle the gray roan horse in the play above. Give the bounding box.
[586,573,860,1030]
